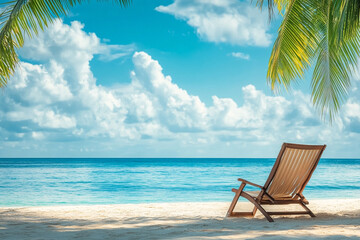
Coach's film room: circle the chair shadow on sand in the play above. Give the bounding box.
[1,208,359,240]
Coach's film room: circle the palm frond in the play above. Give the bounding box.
[267,0,318,92]
[0,0,131,88]
[334,0,360,41]
[262,0,360,122]
[311,0,360,122]
[255,0,289,20]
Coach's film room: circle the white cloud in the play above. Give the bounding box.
[32,132,45,140]
[0,20,359,157]
[98,43,136,62]
[341,77,360,133]
[19,21,134,63]
[33,110,76,129]
[131,52,208,132]
[231,52,250,60]
[156,0,272,46]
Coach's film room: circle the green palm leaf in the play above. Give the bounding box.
[267,0,318,92]
[0,0,131,88]
[265,0,360,122]
[334,0,360,40]
[312,0,360,121]
[256,0,289,19]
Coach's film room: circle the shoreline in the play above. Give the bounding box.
[3,196,360,208]
[1,199,360,239]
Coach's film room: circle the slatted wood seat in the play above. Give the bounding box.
[226,143,326,222]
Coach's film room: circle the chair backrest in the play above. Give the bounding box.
[263,143,326,200]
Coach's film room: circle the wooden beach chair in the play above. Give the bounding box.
[227,143,326,222]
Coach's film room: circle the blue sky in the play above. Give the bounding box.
[0,0,359,158]
[66,0,283,102]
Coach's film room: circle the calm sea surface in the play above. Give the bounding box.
[0,158,359,206]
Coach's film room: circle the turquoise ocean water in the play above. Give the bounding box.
[0,158,359,206]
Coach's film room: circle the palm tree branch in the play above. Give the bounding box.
[311,0,360,121]
[0,0,131,88]
[267,0,318,92]
[334,0,360,41]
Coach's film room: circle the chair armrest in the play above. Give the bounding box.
[237,178,275,203]
[237,178,263,189]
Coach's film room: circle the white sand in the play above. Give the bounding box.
[0,199,359,239]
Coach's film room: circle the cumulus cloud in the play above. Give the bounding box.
[1,20,359,157]
[156,0,272,46]
[342,77,360,133]
[19,21,135,63]
[131,52,208,132]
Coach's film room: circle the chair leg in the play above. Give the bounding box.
[252,206,258,216]
[227,189,274,222]
[241,192,274,222]
[299,202,316,217]
[226,183,246,217]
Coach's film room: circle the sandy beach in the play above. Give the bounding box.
[0,199,359,239]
